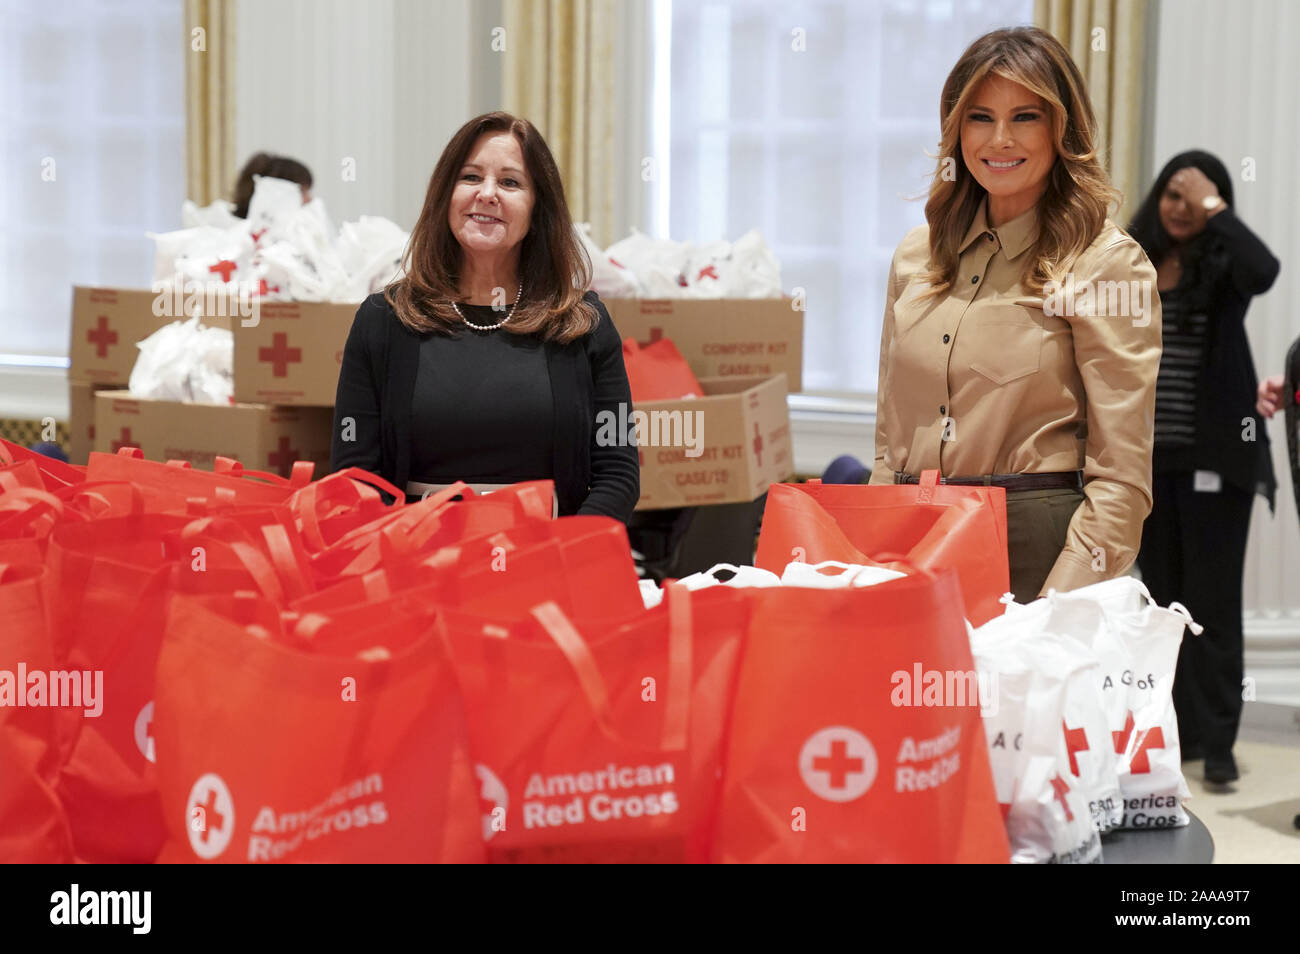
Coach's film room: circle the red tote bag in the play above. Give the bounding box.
[622,337,704,402]
[755,471,1010,625]
[440,584,751,863]
[153,594,483,863]
[716,571,1009,863]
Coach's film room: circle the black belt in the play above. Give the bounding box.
[893,470,1083,492]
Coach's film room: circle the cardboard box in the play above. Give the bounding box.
[232,300,360,407]
[67,380,121,466]
[69,286,233,386]
[93,393,333,476]
[603,298,804,392]
[632,374,793,510]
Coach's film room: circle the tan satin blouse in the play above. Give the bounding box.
[869,199,1162,594]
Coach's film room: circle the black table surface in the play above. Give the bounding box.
[1101,810,1214,864]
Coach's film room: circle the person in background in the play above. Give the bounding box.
[1128,150,1280,786]
[870,27,1161,603]
[230,152,313,218]
[330,111,639,521]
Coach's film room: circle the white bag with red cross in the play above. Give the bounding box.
[971,634,1100,863]
[1055,578,1199,830]
[980,596,1125,832]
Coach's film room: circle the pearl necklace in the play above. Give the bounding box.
[453,282,523,331]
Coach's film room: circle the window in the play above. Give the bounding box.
[656,0,1033,393]
[1,0,184,364]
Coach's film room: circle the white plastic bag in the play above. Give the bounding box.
[779,560,906,589]
[1056,577,1199,829]
[675,563,782,590]
[127,316,233,404]
[575,223,640,298]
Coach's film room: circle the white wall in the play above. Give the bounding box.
[1151,0,1300,703]
[233,0,499,231]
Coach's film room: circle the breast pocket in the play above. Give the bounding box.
[966,297,1046,386]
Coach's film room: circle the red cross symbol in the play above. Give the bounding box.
[1112,710,1135,754]
[752,423,764,465]
[253,278,280,298]
[87,316,118,358]
[208,259,238,282]
[267,435,298,478]
[697,264,719,282]
[1049,773,1074,822]
[637,327,663,347]
[811,739,865,790]
[110,428,138,453]
[1063,719,1089,777]
[198,788,226,844]
[251,228,267,244]
[258,332,302,377]
[1129,726,1166,775]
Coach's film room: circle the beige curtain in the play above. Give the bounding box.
[184,0,236,206]
[503,0,618,247]
[1035,0,1150,224]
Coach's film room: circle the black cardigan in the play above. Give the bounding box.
[1169,208,1280,510]
[330,289,640,522]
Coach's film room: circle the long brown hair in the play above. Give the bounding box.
[386,112,596,342]
[918,27,1118,299]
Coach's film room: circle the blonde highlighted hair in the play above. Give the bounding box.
[918,26,1118,299]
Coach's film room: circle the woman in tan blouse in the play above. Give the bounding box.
[870,27,1162,602]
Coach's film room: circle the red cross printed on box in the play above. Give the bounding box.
[111,428,138,453]
[812,739,864,790]
[258,332,303,378]
[1112,711,1135,754]
[87,315,118,359]
[753,423,764,465]
[267,435,298,478]
[637,327,664,347]
[1049,773,1074,822]
[1128,726,1166,775]
[208,259,238,283]
[1063,719,1089,777]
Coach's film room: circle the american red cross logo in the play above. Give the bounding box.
[1063,720,1089,777]
[637,327,663,347]
[753,423,764,465]
[812,739,864,789]
[1129,726,1166,775]
[1112,711,1135,754]
[198,789,225,843]
[697,265,719,282]
[87,316,118,358]
[1049,773,1074,822]
[267,435,297,478]
[798,726,877,802]
[111,428,137,453]
[258,332,302,377]
[208,259,238,282]
[185,772,234,859]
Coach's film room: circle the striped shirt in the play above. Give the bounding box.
[1153,285,1209,449]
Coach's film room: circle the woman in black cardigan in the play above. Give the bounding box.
[330,112,639,522]
[1128,150,1280,785]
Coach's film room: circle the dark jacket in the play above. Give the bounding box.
[1180,208,1280,510]
[330,289,640,522]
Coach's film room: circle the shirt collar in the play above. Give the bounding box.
[958,197,1039,260]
